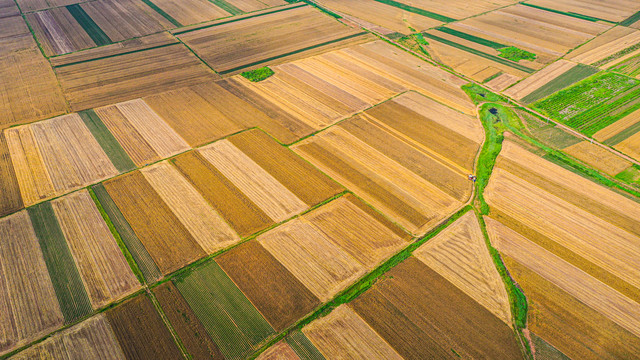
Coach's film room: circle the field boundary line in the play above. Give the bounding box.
[51,42,180,68]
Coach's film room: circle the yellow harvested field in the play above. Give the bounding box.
[150,0,229,26]
[199,140,308,222]
[504,60,577,100]
[303,305,404,360]
[96,99,189,167]
[55,43,218,111]
[7,113,118,206]
[51,190,140,309]
[616,131,640,163]
[528,0,640,23]
[0,16,37,55]
[259,219,366,302]
[487,217,640,338]
[141,161,240,254]
[570,28,640,66]
[4,126,55,206]
[593,108,640,142]
[413,212,512,325]
[302,195,409,267]
[256,341,300,360]
[0,49,68,129]
[11,314,125,360]
[564,141,632,176]
[293,92,478,235]
[0,211,63,356]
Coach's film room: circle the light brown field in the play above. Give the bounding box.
[0,1,20,18]
[15,0,90,12]
[486,141,640,298]
[594,108,640,142]
[26,7,95,56]
[256,341,300,360]
[615,131,640,162]
[303,305,403,360]
[141,161,240,254]
[563,140,632,176]
[527,0,640,23]
[485,72,520,92]
[0,211,63,356]
[51,190,140,309]
[199,140,308,222]
[103,171,206,275]
[0,16,37,55]
[176,5,371,74]
[81,0,173,40]
[5,126,56,206]
[0,133,24,217]
[486,217,640,338]
[10,314,125,359]
[226,0,286,12]
[0,48,68,129]
[413,212,512,325]
[504,60,577,100]
[293,92,478,235]
[54,43,218,111]
[569,28,640,66]
[302,195,410,266]
[151,0,229,26]
[259,219,366,302]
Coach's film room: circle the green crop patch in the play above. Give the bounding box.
[436,27,506,49]
[91,183,162,283]
[604,119,640,146]
[374,0,455,22]
[422,33,536,73]
[28,202,92,323]
[286,330,326,360]
[497,46,536,62]
[66,4,112,46]
[532,72,640,136]
[209,0,244,16]
[174,260,275,360]
[615,164,640,186]
[80,110,135,173]
[241,66,275,82]
[620,11,640,27]
[611,53,640,78]
[522,64,599,104]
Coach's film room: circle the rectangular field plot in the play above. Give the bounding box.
[485,140,640,314]
[258,194,409,302]
[0,49,68,129]
[146,0,230,26]
[54,42,218,111]
[293,92,480,235]
[486,217,640,359]
[10,314,126,360]
[526,0,640,23]
[16,0,92,13]
[0,211,63,356]
[172,129,342,237]
[5,113,120,207]
[256,341,299,360]
[567,27,640,68]
[173,260,276,360]
[532,71,640,136]
[348,256,523,359]
[0,16,38,55]
[175,5,371,75]
[0,133,23,217]
[106,294,183,360]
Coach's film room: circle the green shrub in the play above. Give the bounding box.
[241,67,275,82]
[498,46,536,62]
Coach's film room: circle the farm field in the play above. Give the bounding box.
[293,91,481,235]
[567,27,640,68]
[175,4,373,75]
[526,0,640,23]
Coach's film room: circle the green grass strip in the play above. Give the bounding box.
[174,261,275,360]
[483,71,503,83]
[521,3,611,23]
[286,330,325,360]
[241,66,274,82]
[53,42,179,68]
[208,0,244,16]
[620,11,640,26]
[422,33,536,73]
[28,202,93,323]
[88,187,145,284]
[219,32,367,74]
[66,4,112,46]
[79,110,135,173]
[604,120,640,146]
[374,0,455,22]
[436,27,506,49]
[91,184,162,283]
[173,3,307,35]
[141,0,181,27]
[522,64,599,104]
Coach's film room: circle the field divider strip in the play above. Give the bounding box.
[372,0,455,22]
[520,3,614,23]
[140,0,182,27]
[620,11,640,26]
[208,0,244,16]
[52,42,180,68]
[219,32,369,74]
[66,4,112,46]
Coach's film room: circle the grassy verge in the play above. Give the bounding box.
[241,67,275,82]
